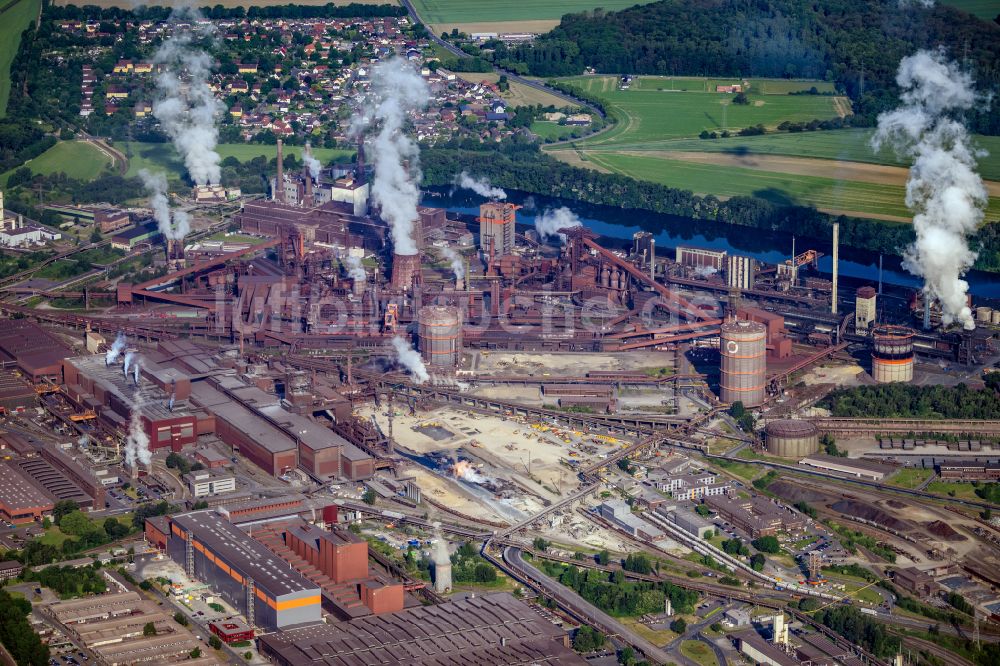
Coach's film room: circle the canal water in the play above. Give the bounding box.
[423,188,1000,301]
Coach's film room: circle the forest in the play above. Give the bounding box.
[820,384,1000,420]
[43,3,405,21]
[0,590,49,666]
[492,0,1000,135]
[540,560,699,616]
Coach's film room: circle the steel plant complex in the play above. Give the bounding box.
[1,139,1000,666]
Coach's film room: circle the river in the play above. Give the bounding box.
[423,188,1000,302]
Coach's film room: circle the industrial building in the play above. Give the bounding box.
[656,506,715,538]
[597,500,665,541]
[0,461,55,523]
[258,592,585,666]
[110,221,160,251]
[703,494,806,538]
[0,318,73,383]
[166,511,322,631]
[855,286,877,332]
[0,560,23,581]
[727,254,756,290]
[871,325,915,383]
[798,454,894,481]
[764,419,820,458]
[184,469,236,497]
[479,201,516,257]
[43,591,221,666]
[417,305,463,370]
[676,245,726,271]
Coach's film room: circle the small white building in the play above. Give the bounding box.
[184,470,236,497]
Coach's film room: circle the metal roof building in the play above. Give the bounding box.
[258,592,585,665]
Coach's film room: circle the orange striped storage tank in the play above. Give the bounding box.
[872,325,914,383]
[417,305,462,370]
[720,319,767,407]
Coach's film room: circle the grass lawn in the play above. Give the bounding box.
[558,76,844,145]
[793,536,818,550]
[122,142,354,180]
[680,640,719,666]
[39,525,71,547]
[410,0,657,24]
[714,459,761,481]
[531,121,576,142]
[0,0,40,117]
[621,617,676,646]
[886,468,934,490]
[1,141,113,186]
[925,481,983,501]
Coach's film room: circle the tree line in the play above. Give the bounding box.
[541,560,698,616]
[43,3,406,21]
[821,384,1000,420]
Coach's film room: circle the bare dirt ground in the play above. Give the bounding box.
[430,20,560,35]
[53,0,393,6]
[472,350,674,375]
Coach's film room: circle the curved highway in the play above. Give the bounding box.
[497,545,673,664]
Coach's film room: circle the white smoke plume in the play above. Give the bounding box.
[123,351,136,378]
[390,335,429,384]
[124,400,152,469]
[441,246,465,283]
[536,207,582,244]
[454,171,506,200]
[77,435,89,447]
[871,49,988,330]
[898,0,934,7]
[694,265,719,278]
[344,255,367,282]
[139,169,190,241]
[303,142,322,180]
[152,11,224,187]
[350,58,429,256]
[105,332,126,365]
[451,458,491,484]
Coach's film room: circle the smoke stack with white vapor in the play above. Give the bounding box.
[152,10,224,188]
[124,402,152,471]
[440,246,465,285]
[872,48,988,330]
[139,169,190,241]
[390,335,429,384]
[350,57,429,257]
[454,171,506,200]
[105,332,126,366]
[535,207,582,244]
[302,141,322,180]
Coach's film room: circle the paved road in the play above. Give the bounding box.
[499,546,673,665]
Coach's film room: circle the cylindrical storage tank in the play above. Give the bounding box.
[765,419,820,458]
[872,325,914,383]
[720,319,767,407]
[992,310,1000,325]
[976,306,992,323]
[417,305,463,370]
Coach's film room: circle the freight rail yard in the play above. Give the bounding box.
[3,120,1000,666]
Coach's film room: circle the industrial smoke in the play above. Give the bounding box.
[390,335,429,384]
[105,332,126,365]
[441,246,465,283]
[303,142,321,180]
[123,351,136,378]
[454,171,506,200]
[351,58,429,256]
[124,401,152,469]
[451,459,490,484]
[536,207,582,243]
[139,169,190,241]
[344,255,367,283]
[872,48,988,330]
[152,10,224,187]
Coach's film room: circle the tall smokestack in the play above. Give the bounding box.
[356,136,365,184]
[304,162,313,206]
[649,238,655,282]
[924,297,932,330]
[275,139,284,202]
[831,222,839,315]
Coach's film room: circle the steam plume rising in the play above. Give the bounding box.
[124,401,152,469]
[152,10,223,187]
[871,49,987,330]
[454,171,506,200]
[139,169,190,241]
[350,58,429,256]
[303,142,321,180]
[451,459,490,484]
[123,351,136,378]
[105,332,126,365]
[441,246,465,283]
[535,207,582,244]
[390,335,429,384]
[344,255,366,282]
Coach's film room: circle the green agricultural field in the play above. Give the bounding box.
[0,0,41,116]
[530,121,575,142]
[410,0,656,24]
[122,142,354,180]
[579,129,1000,181]
[942,0,1000,18]
[559,76,845,146]
[584,151,1000,221]
[1,140,113,185]
[629,76,836,95]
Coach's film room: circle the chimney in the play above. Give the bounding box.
[356,136,366,184]
[649,238,655,282]
[831,221,839,315]
[303,142,314,206]
[275,139,284,202]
